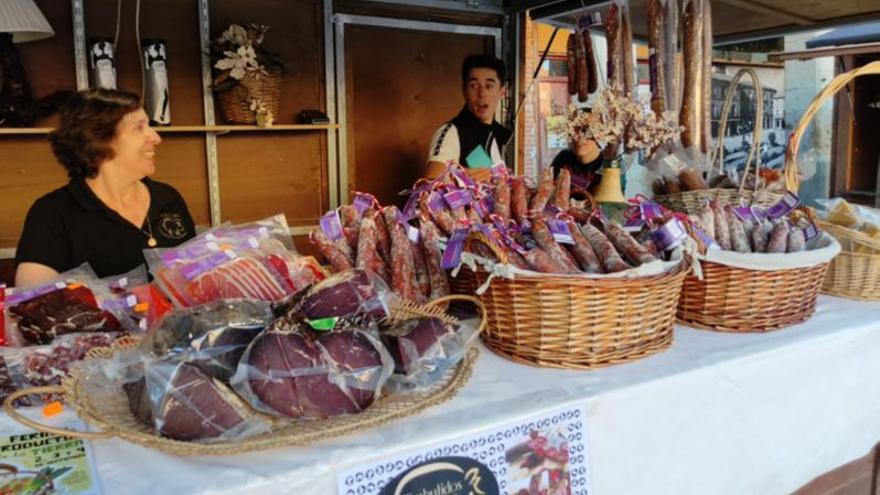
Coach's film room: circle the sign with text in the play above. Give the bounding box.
[337,405,591,495]
[0,426,101,495]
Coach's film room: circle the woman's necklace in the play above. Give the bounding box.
[144,215,158,247]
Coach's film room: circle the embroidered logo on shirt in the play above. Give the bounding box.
[158,213,187,240]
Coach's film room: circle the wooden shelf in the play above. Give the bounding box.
[0,124,338,135]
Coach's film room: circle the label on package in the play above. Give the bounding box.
[652,218,688,251]
[441,229,469,270]
[353,192,376,215]
[444,189,472,210]
[762,191,800,220]
[320,210,344,241]
[546,219,574,245]
[180,249,237,281]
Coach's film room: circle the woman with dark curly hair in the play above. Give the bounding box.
[15,89,195,286]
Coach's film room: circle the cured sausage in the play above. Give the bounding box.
[383,207,422,302]
[766,221,790,254]
[603,220,658,265]
[663,0,680,113]
[713,203,732,250]
[553,168,571,210]
[532,219,581,273]
[410,233,432,298]
[580,223,631,273]
[511,177,529,224]
[582,28,599,94]
[701,0,713,154]
[529,168,554,214]
[647,0,666,114]
[494,179,511,223]
[725,205,751,253]
[575,28,589,101]
[310,229,353,272]
[355,217,390,284]
[567,219,602,273]
[418,216,450,299]
[605,3,621,88]
[620,1,635,98]
[567,33,578,96]
[524,247,567,274]
[751,219,769,253]
[787,227,806,253]
[680,0,702,149]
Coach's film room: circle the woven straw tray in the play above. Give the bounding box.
[2,295,485,456]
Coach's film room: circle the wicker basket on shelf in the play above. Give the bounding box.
[466,234,688,369]
[655,68,785,214]
[215,66,282,125]
[794,61,880,300]
[2,295,485,456]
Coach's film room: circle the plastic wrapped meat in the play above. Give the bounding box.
[298,270,388,324]
[9,285,124,345]
[141,300,273,382]
[140,360,266,442]
[231,322,393,419]
[184,256,290,304]
[382,317,474,391]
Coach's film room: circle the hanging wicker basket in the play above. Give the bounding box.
[215,66,283,125]
[791,61,880,300]
[2,295,485,456]
[655,68,786,214]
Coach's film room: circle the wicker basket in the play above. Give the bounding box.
[655,68,785,215]
[471,246,688,369]
[792,62,880,300]
[677,260,830,333]
[215,66,282,125]
[818,219,880,300]
[2,295,485,456]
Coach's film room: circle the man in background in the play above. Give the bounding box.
[426,54,512,181]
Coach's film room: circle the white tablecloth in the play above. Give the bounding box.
[2,295,879,494]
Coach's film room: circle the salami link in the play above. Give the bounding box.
[701,0,713,155]
[751,219,769,253]
[766,221,790,254]
[713,204,732,250]
[568,206,592,225]
[419,215,450,299]
[580,223,631,273]
[356,217,391,284]
[494,179,512,223]
[529,168,555,214]
[680,0,702,149]
[582,29,599,94]
[340,204,360,229]
[567,33,578,96]
[310,229,354,272]
[647,0,666,114]
[603,220,658,265]
[620,1,636,98]
[567,219,602,273]
[342,226,359,253]
[605,3,621,88]
[511,177,529,224]
[532,219,581,273]
[787,227,806,253]
[575,27,589,102]
[524,247,567,274]
[553,168,571,210]
[663,0,680,113]
[410,234,432,298]
[725,205,751,253]
[383,207,422,302]
[368,209,393,263]
[421,202,456,237]
[503,246,532,271]
[466,207,482,226]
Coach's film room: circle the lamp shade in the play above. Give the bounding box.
[0,0,54,43]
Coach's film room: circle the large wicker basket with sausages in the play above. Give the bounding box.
[463,234,688,370]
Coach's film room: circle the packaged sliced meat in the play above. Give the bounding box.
[297,269,389,324]
[137,358,269,442]
[231,321,393,419]
[382,316,478,392]
[139,299,273,383]
[6,264,131,346]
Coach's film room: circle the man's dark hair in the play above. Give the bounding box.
[461,54,506,86]
[50,88,141,179]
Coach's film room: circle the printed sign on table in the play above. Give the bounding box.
[0,426,101,494]
[337,405,591,495]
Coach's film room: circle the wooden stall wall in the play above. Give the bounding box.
[343,24,493,207]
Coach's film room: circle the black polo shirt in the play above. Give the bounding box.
[15,178,196,278]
